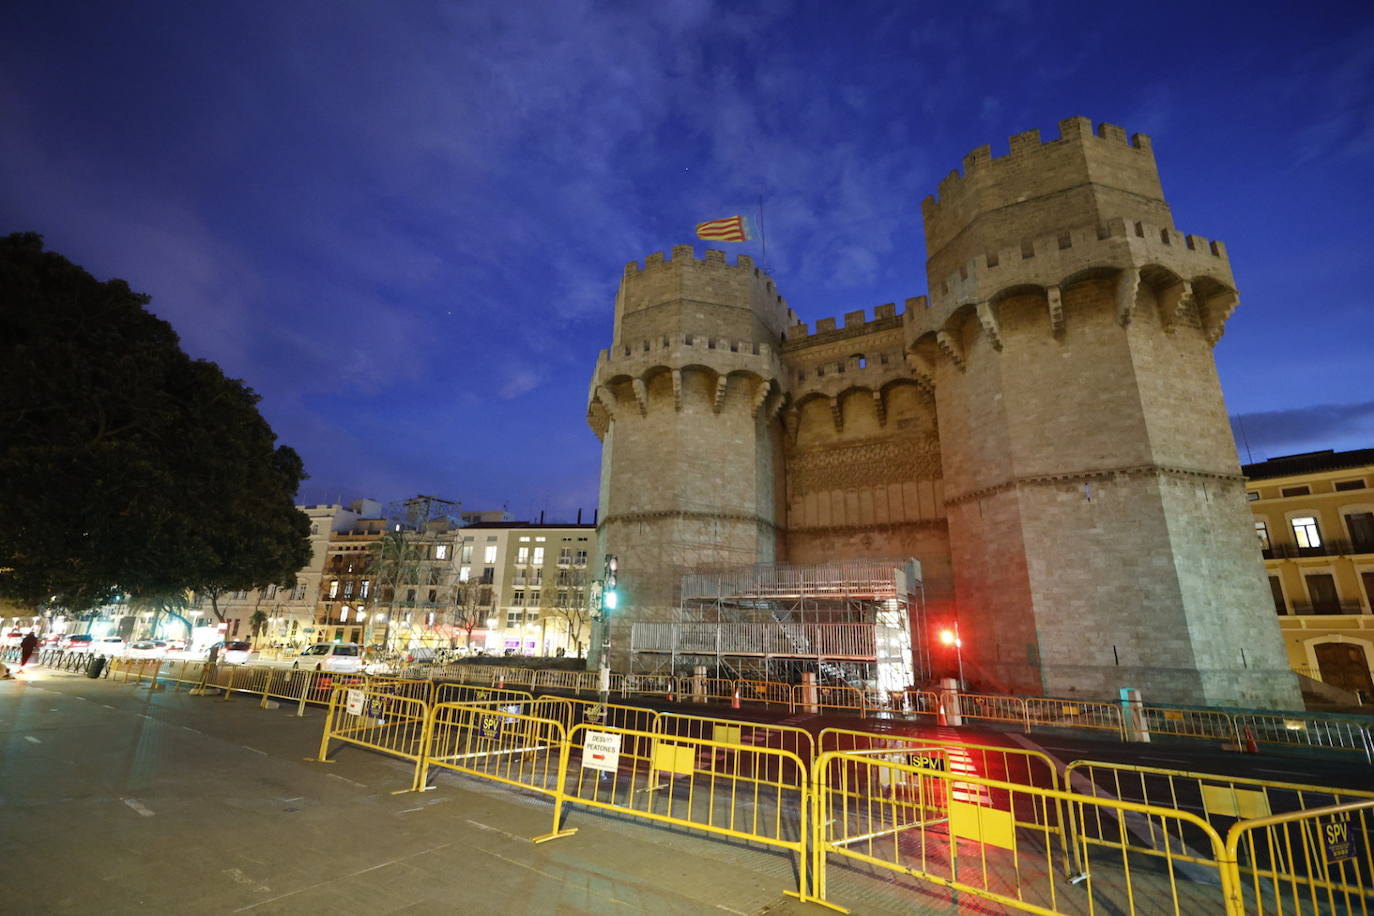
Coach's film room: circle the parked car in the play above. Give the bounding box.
[290,643,364,674]
[60,634,94,651]
[212,641,253,665]
[94,637,127,655]
[126,640,167,659]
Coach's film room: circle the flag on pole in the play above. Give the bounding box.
[695,215,750,242]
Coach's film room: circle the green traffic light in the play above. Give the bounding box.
[603,590,618,611]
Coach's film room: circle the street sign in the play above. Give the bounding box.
[345,689,365,716]
[582,730,621,772]
[1323,811,1360,865]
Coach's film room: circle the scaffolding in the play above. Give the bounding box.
[629,558,925,694]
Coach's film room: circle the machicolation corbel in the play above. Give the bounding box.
[976,302,1003,351]
[1046,286,1064,338]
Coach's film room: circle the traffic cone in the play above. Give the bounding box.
[937,701,948,727]
[1244,726,1259,754]
[731,688,741,710]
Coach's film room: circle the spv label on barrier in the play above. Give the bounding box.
[1323,811,1360,865]
[582,730,621,772]
[345,689,365,716]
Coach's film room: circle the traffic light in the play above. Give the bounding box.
[601,554,619,613]
[938,627,960,647]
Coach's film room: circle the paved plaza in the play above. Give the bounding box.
[0,669,985,915]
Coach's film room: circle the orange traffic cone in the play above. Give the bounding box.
[1244,726,1259,754]
[731,688,741,710]
[937,701,948,727]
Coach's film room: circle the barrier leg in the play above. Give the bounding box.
[310,690,338,763]
[216,667,237,702]
[259,669,275,709]
[530,731,578,844]
[146,660,165,691]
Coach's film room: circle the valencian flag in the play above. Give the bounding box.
[695,215,751,242]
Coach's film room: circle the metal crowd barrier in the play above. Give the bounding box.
[1223,799,1374,914]
[805,749,1232,914]
[315,684,432,791]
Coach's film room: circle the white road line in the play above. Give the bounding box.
[25,735,41,744]
[1257,768,1309,777]
[101,704,116,710]
[122,798,155,817]
[232,843,450,911]
[464,818,529,843]
[180,726,201,734]
[325,773,366,788]
[139,713,154,720]
[241,746,268,756]
[715,907,749,915]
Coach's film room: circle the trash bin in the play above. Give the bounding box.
[85,654,106,678]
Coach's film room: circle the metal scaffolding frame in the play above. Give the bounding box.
[629,558,926,693]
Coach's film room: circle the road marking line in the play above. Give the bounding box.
[325,773,366,788]
[101,704,116,710]
[464,818,529,843]
[470,844,557,878]
[122,798,155,817]
[232,843,450,911]
[1257,767,1309,777]
[25,735,41,744]
[242,746,268,756]
[715,906,749,915]
[180,726,201,734]
[139,713,154,720]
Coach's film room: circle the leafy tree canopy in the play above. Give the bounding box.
[0,232,311,613]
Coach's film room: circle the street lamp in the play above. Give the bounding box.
[938,623,965,689]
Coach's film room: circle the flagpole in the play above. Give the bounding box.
[758,194,768,274]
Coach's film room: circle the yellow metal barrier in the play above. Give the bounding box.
[658,711,814,777]
[434,682,532,707]
[1233,712,1373,756]
[1025,697,1124,737]
[957,692,1030,731]
[806,749,1232,914]
[1142,705,1238,742]
[417,701,577,842]
[792,682,868,716]
[1222,799,1374,914]
[314,685,431,791]
[900,688,941,718]
[1064,758,1374,874]
[610,673,676,700]
[819,727,1060,792]
[562,722,810,900]
[369,677,436,706]
[736,678,794,710]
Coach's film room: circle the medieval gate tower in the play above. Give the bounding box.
[588,117,1300,708]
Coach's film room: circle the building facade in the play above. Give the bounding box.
[588,116,1300,707]
[1245,448,1374,699]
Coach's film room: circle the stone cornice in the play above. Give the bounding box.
[786,518,948,536]
[945,462,1246,507]
[599,510,780,533]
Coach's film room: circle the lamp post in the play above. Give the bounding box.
[939,623,965,689]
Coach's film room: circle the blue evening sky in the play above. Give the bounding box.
[3,1,1371,518]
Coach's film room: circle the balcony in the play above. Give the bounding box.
[1285,600,1367,616]
[1262,538,1374,560]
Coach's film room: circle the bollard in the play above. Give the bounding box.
[938,677,962,727]
[1119,687,1149,742]
[801,672,818,714]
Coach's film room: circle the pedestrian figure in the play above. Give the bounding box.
[19,632,39,670]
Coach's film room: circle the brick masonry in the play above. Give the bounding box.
[587,118,1301,708]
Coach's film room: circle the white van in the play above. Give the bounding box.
[291,643,364,673]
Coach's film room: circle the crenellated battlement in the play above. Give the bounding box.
[624,244,781,293]
[933,216,1231,311]
[600,332,776,363]
[923,117,1153,214]
[784,297,926,343]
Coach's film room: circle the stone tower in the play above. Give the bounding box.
[586,246,792,668]
[586,117,1301,708]
[914,116,1296,706]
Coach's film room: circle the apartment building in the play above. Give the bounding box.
[1245,448,1374,697]
[459,522,596,657]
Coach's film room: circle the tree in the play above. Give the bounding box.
[249,609,269,639]
[547,568,591,657]
[0,233,312,614]
[452,576,491,650]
